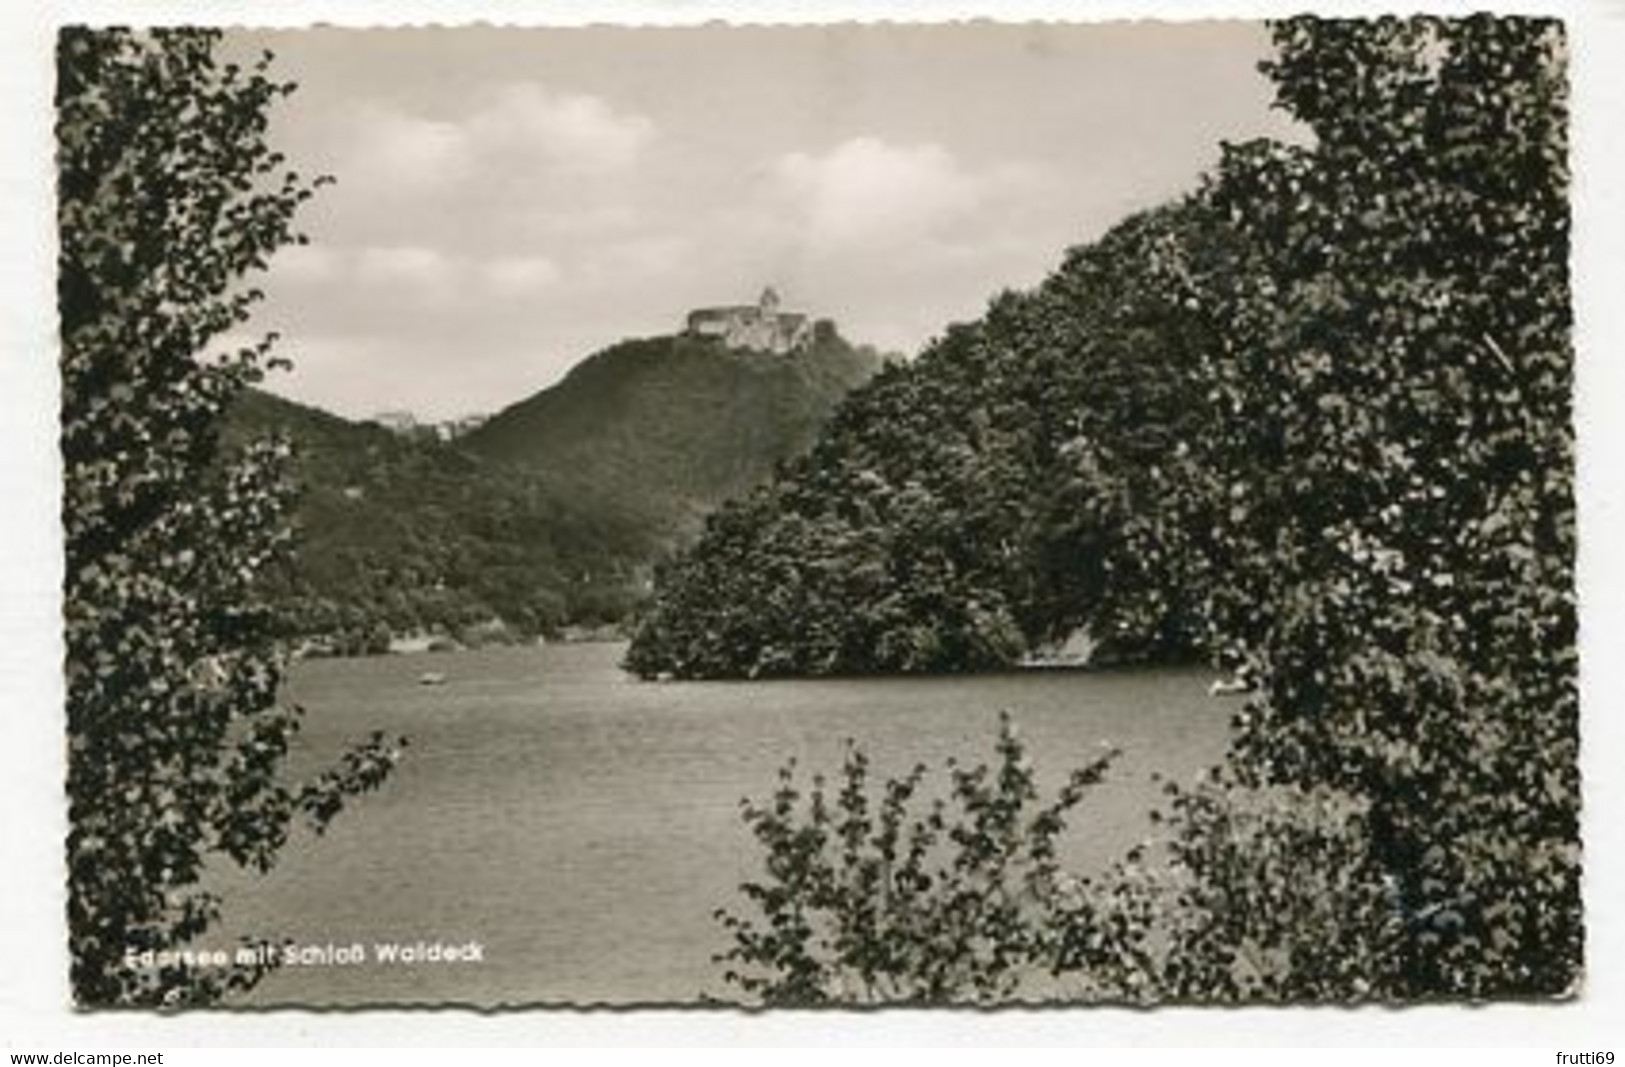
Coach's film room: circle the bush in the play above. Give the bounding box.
[714,715,1116,1004]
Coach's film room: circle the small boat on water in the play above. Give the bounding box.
[1207,676,1253,696]
[418,671,448,686]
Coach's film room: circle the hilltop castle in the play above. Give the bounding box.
[684,287,814,354]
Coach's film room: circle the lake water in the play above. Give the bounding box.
[210,642,1230,1006]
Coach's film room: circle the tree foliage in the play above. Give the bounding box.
[58,28,401,1007]
[1161,15,1577,999]
[715,716,1117,1004]
[710,15,1577,1003]
[627,201,1227,679]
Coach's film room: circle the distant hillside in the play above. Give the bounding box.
[227,326,879,650]
[462,327,881,540]
[226,389,659,652]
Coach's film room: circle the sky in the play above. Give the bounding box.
[229,22,1304,421]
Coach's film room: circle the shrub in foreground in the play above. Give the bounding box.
[714,715,1117,1004]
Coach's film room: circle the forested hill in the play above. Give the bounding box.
[226,388,660,651]
[225,328,879,651]
[462,327,881,539]
[626,199,1230,679]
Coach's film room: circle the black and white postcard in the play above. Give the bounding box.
[8,0,1625,1046]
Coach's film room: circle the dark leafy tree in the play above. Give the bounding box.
[1161,15,1578,999]
[58,28,402,1007]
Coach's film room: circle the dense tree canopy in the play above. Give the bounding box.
[1171,15,1577,999]
[58,28,400,1006]
[626,200,1229,678]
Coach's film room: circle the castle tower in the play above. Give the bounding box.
[685,287,812,354]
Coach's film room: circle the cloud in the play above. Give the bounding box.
[579,236,687,286]
[355,245,455,288]
[270,244,342,284]
[352,109,471,193]
[728,136,1063,355]
[274,244,562,298]
[255,240,580,389]
[480,254,562,297]
[771,137,1038,252]
[521,202,638,238]
[340,83,653,198]
[469,84,653,174]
